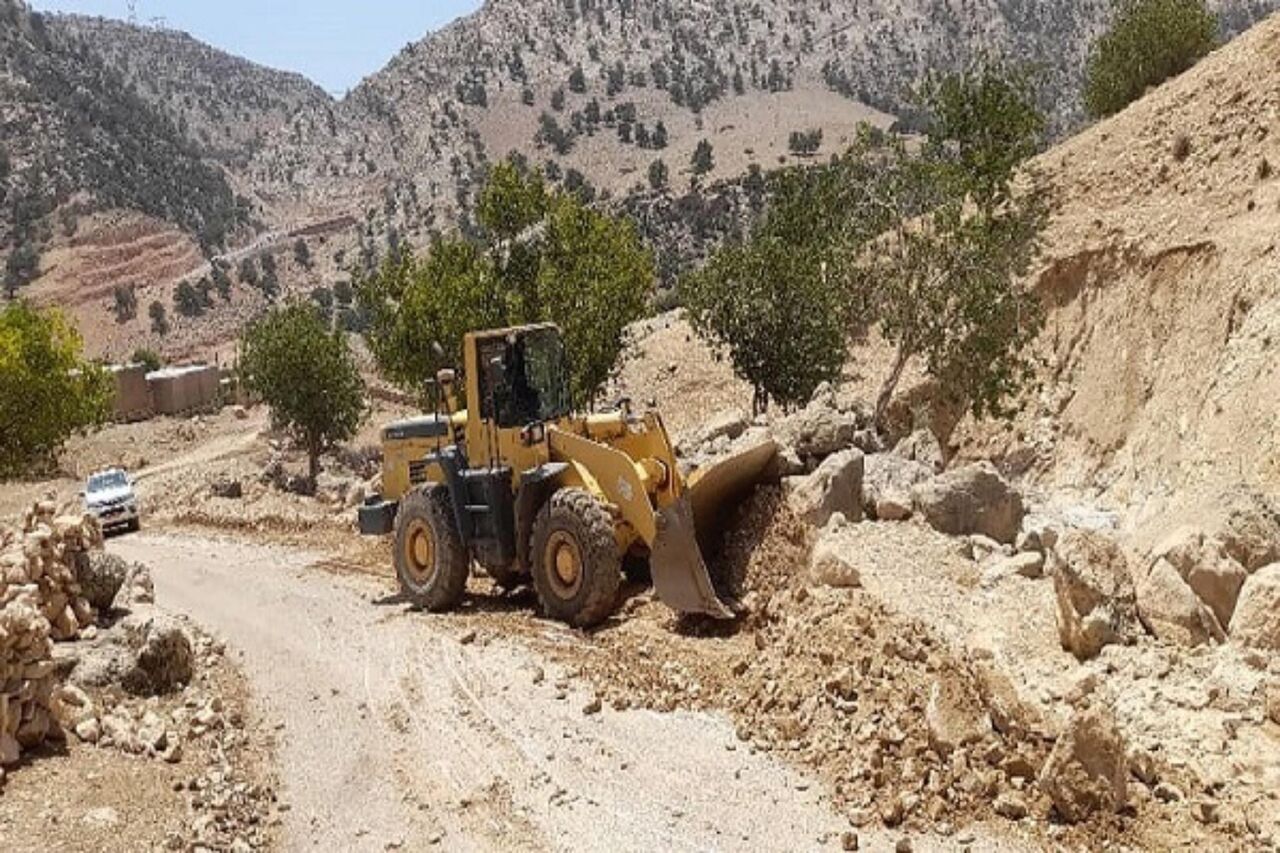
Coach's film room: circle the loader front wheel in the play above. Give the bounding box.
[394,486,469,612]
[531,489,621,628]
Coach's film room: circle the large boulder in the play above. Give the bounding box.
[119,610,193,696]
[112,561,155,612]
[683,411,749,453]
[788,450,864,527]
[1150,527,1248,630]
[924,671,991,757]
[73,552,130,612]
[862,454,933,521]
[808,518,862,589]
[892,429,944,473]
[1051,531,1139,661]
[1039,706,1129,823]
[911,462,1024,544]
[1136,559,1224,647]
[1229,564,1280,651]
[1212,489,1280,573]
[772,392,861,460]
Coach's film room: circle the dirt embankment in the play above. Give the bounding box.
[954,13,1280,540]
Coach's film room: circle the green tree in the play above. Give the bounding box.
[239,302,366,485]
[359,241,505,393]
[131,347,163,372]
[359,158,653,403]
[535,194,652,399]
[293,238,313,269]
[788,128,823,156]
[865,65,1049,425]
[238,256,259,287]
[652,121,669,149]
[691,139,714,175]
[149,300,169,336]
[1084,0,1218,119]
[682,236,847,413]
[681,163,863,413]
[648,159,669,191]
[920,61,1046,206]
[174,280,205,317]
[211,262,233,300]
[0,303,111,476]
[5,243,40,297]
[112,284,138,323]
[568,64,587,94]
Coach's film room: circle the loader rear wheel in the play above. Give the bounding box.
[394,486,468,612]
[531,489,621,628]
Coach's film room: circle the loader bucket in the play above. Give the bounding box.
[651,496,735,619]
[687,439,780,540]
[650,439,779,620]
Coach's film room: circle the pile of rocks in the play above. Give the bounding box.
[1135,491,1280,652]
[0,502,108,772]
[1046,490,1280,658]
[55,631,215,762]
[1,501,100,640]
[0,585,60,772]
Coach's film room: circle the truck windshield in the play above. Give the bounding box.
[88,472,128,492]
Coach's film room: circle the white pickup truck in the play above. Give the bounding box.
[84,468,141,534]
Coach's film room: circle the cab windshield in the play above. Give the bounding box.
[489,328,572,428]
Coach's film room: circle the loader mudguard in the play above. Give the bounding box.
[515,462,570,571]
[426,446,471,542]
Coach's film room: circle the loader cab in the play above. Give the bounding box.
[465,324,572,466]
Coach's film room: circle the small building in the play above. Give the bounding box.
[146,364,222,415]
[108,363,153,422]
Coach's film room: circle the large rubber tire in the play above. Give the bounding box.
[530,489,622,628]
[393,486,469,612]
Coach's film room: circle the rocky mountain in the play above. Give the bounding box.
[3,0,1280,356]
[0,0,250,281]
[50,15,331,170]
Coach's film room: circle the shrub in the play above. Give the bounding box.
[148,300,169,335]
[691,139,714,175]
[788,128,823,156]
[1084,0,1218,119]
[648,159,669,191]
[130,347,162,372]
[112,283,137,323]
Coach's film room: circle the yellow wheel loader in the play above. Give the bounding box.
[358,323,777,628]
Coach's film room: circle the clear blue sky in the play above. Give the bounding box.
[29,0,481,95]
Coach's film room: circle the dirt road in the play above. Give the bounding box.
[109,532,910,852]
